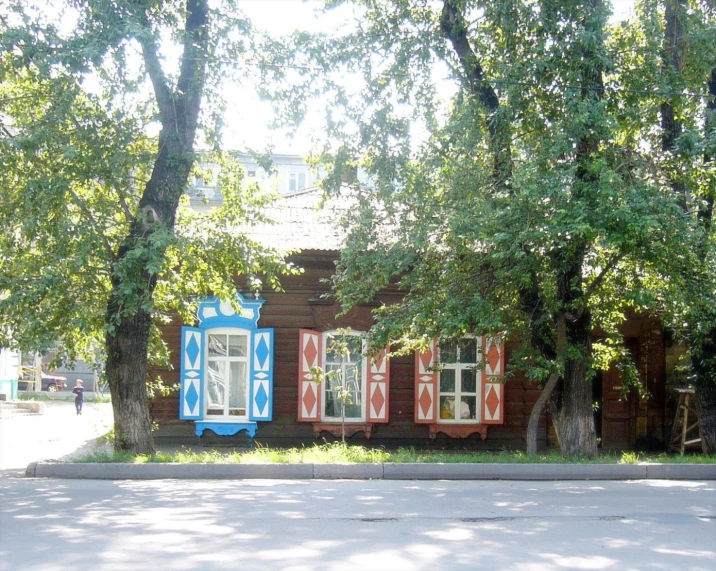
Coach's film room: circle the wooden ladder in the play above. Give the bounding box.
[668,388,702,455]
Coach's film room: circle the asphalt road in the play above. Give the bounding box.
[1,477,714,570]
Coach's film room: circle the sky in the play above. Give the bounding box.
[225,0,639,156]
[27,0,638,156]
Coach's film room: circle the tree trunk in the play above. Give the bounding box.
[695,69,716,455]
[690,324,716,454]
[695,380,716,454]
[548,311,597,458]
[106,312,155,454]
[526,373,558,455]
[104,0,209,454]
[549,357,597,458]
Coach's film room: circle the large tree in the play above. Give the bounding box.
[0,0,288,453]
[654,0,716,451]
[263,0,692,457]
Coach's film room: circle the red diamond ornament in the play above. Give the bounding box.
[487,342,501,374]
[420,347,433,372]
[303,383,317,417]
[418,385,433,418]
[304,337,318,369]
[371,384,385,418]
[485,385,500,419]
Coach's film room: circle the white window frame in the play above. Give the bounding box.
[204,327,250,421]
[438,337,483,424]
[321,330,367,422]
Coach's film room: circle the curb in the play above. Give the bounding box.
[25,462,716,480]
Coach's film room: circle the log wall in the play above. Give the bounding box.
[150,251,665,451]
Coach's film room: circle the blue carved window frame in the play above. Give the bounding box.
[179,293,273,438]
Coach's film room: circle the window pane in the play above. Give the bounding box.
[344,401,361,418]
[461,369,477,393]
[440,341,457,364]
[324,364,341,389]
[298,172,306,190]
[229,361,247,414]
[289,173,297,192]
[208,334,227,357]
[228,335,247,357]
[324,391,338,417]
[345,336,363,361]
[440,369,455,393]
[459,339,477,363]
[460,396,477,420]
[344,363,361,392]
[440,396,455,419]
[207,360,226,411]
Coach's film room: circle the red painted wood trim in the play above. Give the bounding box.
[428,424,488,440]
[312,423,374,439]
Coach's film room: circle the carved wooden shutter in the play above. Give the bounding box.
[249,329,273,421]
[366,345,390,423]
[298,329,322,421]
[483,337,505,424]
[415,338,438,423]
[180,327,204,420]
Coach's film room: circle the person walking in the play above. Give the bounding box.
[72,380,84,415]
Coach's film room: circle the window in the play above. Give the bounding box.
[415,337,505,430]
[206,329,249,418]
[179,294,274,438]
[288,171,307,192]
[438,338,480,423]
[298,329,390,426]
[323,332,364,420]
[247,170,256,178]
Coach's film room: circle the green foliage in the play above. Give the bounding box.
[0,1,294,373]
[261,1,693,380]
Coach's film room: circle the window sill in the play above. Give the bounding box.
[195,421,257,438]
[429,424,488,440]
[312,422,375,439]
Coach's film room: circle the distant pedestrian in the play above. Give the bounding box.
[72,380,84,415]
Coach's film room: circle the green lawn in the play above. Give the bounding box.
[75,442,716,465]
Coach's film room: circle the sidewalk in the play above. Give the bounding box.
[6,399,716,481]
[0,399,113,473]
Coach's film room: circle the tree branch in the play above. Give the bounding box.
[136,11,173,124]
[439,0,511,190]
[66,186,116,262]
[175,0,209,140]
[584,253,623,300]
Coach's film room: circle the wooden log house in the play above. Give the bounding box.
[150,189,667,451]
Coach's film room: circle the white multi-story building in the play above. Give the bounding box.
[188,153,325,208]
[187,153,369,210]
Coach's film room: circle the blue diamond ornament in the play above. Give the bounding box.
[185,382,199,415]
[255,383,268,416]
[255,336,270,371]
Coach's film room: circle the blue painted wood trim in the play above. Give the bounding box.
[195,422,258,438]
[249,328,273,421]
[180,327,204,420]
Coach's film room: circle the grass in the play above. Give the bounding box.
[17,392,111,403]
[73,442,716,465]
